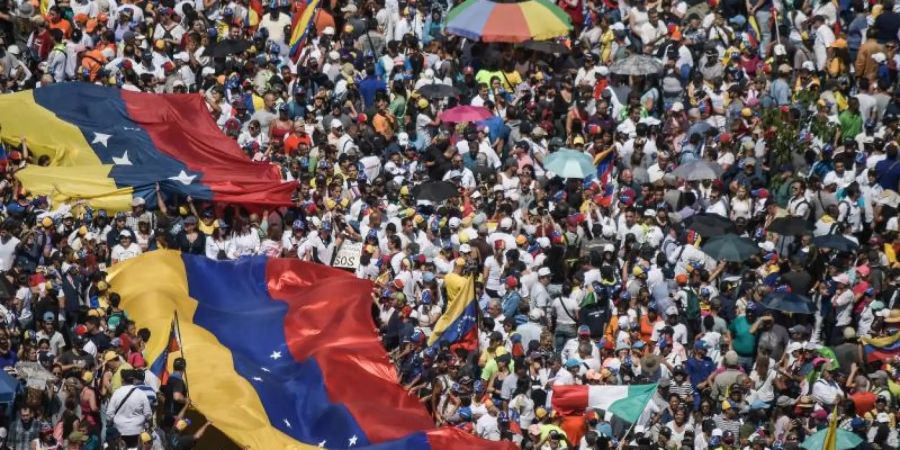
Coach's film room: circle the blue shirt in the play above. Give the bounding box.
[686,356,716,388]
[357,76,386,110]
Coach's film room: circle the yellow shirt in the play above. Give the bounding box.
[111,361,134,392]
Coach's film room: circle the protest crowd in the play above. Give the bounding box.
[0,0,898,446]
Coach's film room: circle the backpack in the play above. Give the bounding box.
[681,288,700,320]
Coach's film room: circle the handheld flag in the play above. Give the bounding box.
[823,404,839,450]
[288,0,321,61]
[551,384,657,423]
[427,270,479,351]
[861,332,900,362]
[149,315,182,386]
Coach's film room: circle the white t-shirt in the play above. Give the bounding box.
[0,236,20,271]
[111,242,142,263]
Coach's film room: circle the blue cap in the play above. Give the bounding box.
[632,340,645,349]
[851,417,866,429]
[292,219,306,230]
[473,380,485,392]
[565,358,580,367]
[577,325,591,336]
[510,333,522,343]
[459,407,472,420]
[694,340,707,350]
[620,291,631,300]
[422,272,435,283]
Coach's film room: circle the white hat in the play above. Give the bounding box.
[423,68,434,79]
[340,3,358,13]
[500,217,513,230]
[596,65,609,76]
[603,243,615,253]
[801,60,816,71]
[397,132,409,147]
[101,48,115,59]
[173,79,185,87]
[537,267,552,277]
[537,237,550,248]
[328,50,340,61]
[449,217,461,228]
[878,412,891,423]
[773,44,787,56]
[873,52,887,63]
[323,26,336,35]
[330,118,343,129]
[665,306,679,316]
[671,102,684,112]
[711,429,723,438]
[201,66,215,76]
[471,191,482,199]
[786,342,803,354]
[132,197,146,207]
[456,141,469,152]
[643,209,656,217]
[174,51,190,62]
[119,230,132,238]
[758,241,775,252]
[459,243,472,253]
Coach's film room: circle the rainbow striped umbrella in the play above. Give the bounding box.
[445,0,573,43]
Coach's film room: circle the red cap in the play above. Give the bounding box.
[506,276,518,288]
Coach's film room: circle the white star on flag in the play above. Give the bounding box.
[261,367,271,373]
[112,151,132,166]
[283,419,292,428]
[169,170,197,185]
[270,351,282,360]
[92,132,112,147]
[317,440,327,448]
[348,435,358,447]
[252,376,262,382]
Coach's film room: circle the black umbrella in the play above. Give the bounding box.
[522,40,569,54]
[813,234,859,252]
[203,39,252,57]
[768,217,813,235]
[701,234,760,262]
[761,291,814,314]
[683,213,733,237]
[416,84,461,99]
[411,181,459,203]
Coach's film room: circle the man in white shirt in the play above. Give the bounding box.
[0,225,20,272]
[813,15,836,71]
[105,369,153,447]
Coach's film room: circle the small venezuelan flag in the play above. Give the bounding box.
[288,0,321,61]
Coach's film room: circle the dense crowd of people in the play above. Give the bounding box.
[0,0,898,447]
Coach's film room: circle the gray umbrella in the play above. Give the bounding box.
[609,54,664,76]
[672,160,725,181]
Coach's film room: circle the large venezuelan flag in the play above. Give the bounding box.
[108,251,512,450]
[0,84,297,211]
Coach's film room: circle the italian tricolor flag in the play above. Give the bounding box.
[551,384,657,423]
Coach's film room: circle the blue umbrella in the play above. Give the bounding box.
[801,427,862,450]
[761,291,815,314]
[544,149,595,179]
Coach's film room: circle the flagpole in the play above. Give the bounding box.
[173,309,190,390]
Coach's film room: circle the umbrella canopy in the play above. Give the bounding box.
[801,427,862,450]
[521,39,570,54]
[876,189,900,208]
[445,0,572,42]
[701,234,760,262]
[440,105,493,123]
[544,149,595,179]
[683,213,733,237]
[203,38,251,57]
[761,291,815,314]
[768,216,814,235]
[672,160,724,181]
[416,84,461,99]
[813,234,859,252]
[411,181,459,203]
[609,54,664,76]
